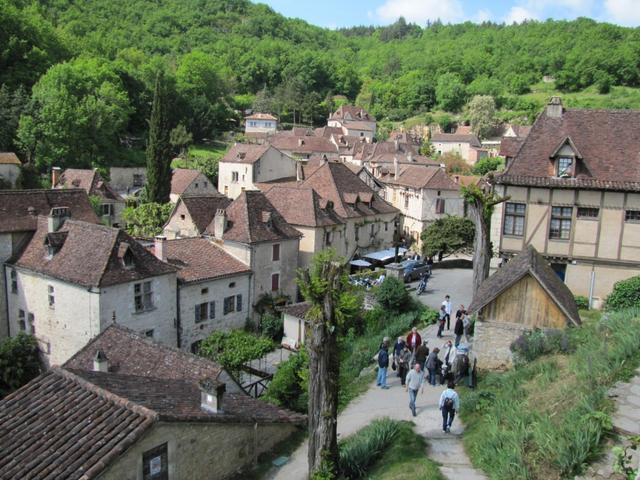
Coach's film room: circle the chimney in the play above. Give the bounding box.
[199,378,225,413]
[298,138,304,147]
[93,350,109,373]
[47,207,69,233]
[393,156,399,179]
[51,167,61,187]
[154,235,167,262]
[27,206,36,216]
[546,96,563,118]
[213,209,226,239]
[262,211,272,224]
[296,161,304,182]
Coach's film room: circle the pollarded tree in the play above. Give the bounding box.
[299,249,361,478]
[421,216,475,260]
[145,73,172,204]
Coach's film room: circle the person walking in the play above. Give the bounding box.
[393,336,405,377]
[441,340,454,385]
[437,305,446,338]
[406,327,422,353]
[376,340,390,389]
[442,295,452,330]
[425,348,440,386]
[398,345,412,386]
[439,381,460,433]
[454,313,464,347]
[414,340,429,372]
[463,313,472,343]
[405,363,424,417]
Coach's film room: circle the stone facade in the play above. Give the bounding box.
[98,421,296,480]
[472,320,529,370]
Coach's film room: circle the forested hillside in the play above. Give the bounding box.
[3,0,640,174]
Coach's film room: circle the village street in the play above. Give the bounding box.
[267,268,486,480]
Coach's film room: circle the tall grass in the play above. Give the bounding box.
[462,308,640,479]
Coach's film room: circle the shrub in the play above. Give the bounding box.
[574,295,589,310]
[420,307,439,325]
[198,330,273,372]
[606,275,640,311]
[0,333,42,397]
[264,350,309,412]
[510,328,574,364]
[260,312,284,341]
[471,156,503,175]
[375,277,409,312]
[338,418,402,479]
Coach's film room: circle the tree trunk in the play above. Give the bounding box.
[469,197,491,299]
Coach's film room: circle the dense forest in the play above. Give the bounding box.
[3,0,640,174]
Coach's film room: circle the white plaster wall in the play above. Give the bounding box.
[254,148,297,184]
[434,141,472,162]
[164,202,200,239]
[251,239,299,303]
[245,119,277,133]
[218,162,255,199]
[0,233,14,339]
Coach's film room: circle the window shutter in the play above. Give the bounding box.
[195,305,200,322]
[435,198,445,214]
[236,295,242,312]
[209,302,215,319]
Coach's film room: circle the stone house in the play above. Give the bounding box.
[0,189,98,339]
[218,143,297,199]
[154,237,252,353]
[491,97,640,304]
[170,168,218,203]
[244,112,278,140]
[163,195,231,239]
[5,214,177,366]
[327,104,376,141]
[271,133,340,160]
[205,190,302,308]
[281,302,311,350]
[431,132,487,164]
[53,167,126,226]
[468,245,580,370]
[109,166,147,198]
[0,325,304,480]
[0,152,21,187]
[382,163,464,248]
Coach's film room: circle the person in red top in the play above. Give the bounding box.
[406,327,422,352]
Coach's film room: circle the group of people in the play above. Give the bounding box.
[438,296,472,347]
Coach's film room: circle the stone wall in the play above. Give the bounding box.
[473,320,529,371]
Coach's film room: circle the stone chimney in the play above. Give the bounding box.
[213,209,226,239]
[393,156,399,179]
[154,235,167,262]
[51,167,61,187]
[546,96,563,118]
[47,206,69,233]
[93,350,109,373]
[199,378,225,413]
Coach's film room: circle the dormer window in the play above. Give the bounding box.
[557,157,573,177]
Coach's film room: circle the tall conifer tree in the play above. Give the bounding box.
[145,73,172,203]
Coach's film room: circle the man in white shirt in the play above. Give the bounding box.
[439,381,460,433]
[405,363,424,417]
[442,295,452,330]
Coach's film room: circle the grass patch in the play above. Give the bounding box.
[366,421,445,480]
[187,141,229,160]
[461,308,640,479]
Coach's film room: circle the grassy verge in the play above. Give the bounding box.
[461,308,640,479]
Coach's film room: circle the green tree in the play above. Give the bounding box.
[375,277,410,312]
[440,151,472,174]
[198,330,273,373]
[0,85,29,152]
[169,123,192,158]
[421,216,475,259]
[436,73,467,113]
[466,95,497,138]
[144,73,172,204]
[16,57,132,170]
[472,156,503,176]
[0,333,42,397]
[122,202,173,238]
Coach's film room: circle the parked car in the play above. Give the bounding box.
[402,260,431,282]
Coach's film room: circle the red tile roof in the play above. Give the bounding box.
[55,168,123,201]
[271,133,339,155]
[0,189,99,234]
[162,237,251,283]
[329,104,375,122]
[384,165,459,190]
[171,168,206,195]
[10,218,176,287]
[499,136,525,157]
[222,143,272,164]
[245,113,277,120]
[0,152,20,165]
[431,132,481,147]
[498,108,640,191]
[265,186,344,227]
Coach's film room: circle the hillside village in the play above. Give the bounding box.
[3,1,640,479]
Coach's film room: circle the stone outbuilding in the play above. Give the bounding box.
[468,245,581,370]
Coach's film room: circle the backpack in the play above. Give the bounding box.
[443,396,455,410]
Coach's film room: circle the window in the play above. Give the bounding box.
[550,206,573,240]
[223,296,236,315]
[48,285,55,308]
[231,171,239,183]
[272,244,280,261]
[28,313,35,334]
[325,231,332,246]
[195,302,215,322]
[236,295,242,312]
[144,329,154,338]
[355,226,359,241]
[370,224,375,236]
[503,202,526,236]
[194,183,199,188]
[10,270,17,294]
[100,204,113,216]
[180,214,185,220]
[228,282,236,288]
[133,174,144,187]
[201,287,208,294]
[577,207,599,219]
[435,198,445,214]
[404,194,409,209]
[204,181,208,188]
[385,222,389,232]
[142,443,168,480]
[271,273,280,292]
[134,281,153,312]
[557,157,573,177]
[625,210,640,223]
[18,310,25,331]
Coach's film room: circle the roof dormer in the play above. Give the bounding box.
[550,137,582,178]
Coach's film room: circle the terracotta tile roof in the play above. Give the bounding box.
[499,136,525,157]
[55,168,123,201]
[467,245,580,326]
[206,190,301,244]
[452,174,487,188]
[344,121,375,131]
[509,125,531,137]
[265,186,343,228]
[281,301,311,319]
[315,126,345,137]
[384,165,459,190]
[245,113,277,120]
[368,153,438,166]
[174,194,231,233]
[10,218,176,287]
[271,133,339,155]
[0,189,99,234]
[330,104,375,122]
[222,143,271,164]
[162,237,250,283]
[171,168,205,195]
[0,152,20,165]
[431,132,482,147]
[455,125,473,135]
[301,161,398,219]
[498,108,640,191]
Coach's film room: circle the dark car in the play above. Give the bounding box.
[402,260,431,282]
